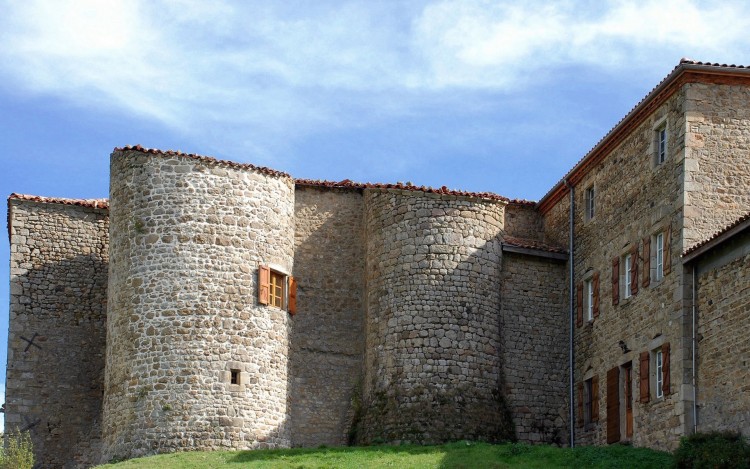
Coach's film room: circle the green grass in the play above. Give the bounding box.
[96,442,673,469]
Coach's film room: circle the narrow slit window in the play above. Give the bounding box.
[655,351,663,398]
[656,125,667,164]
[655,232,664,281]
[230,369,240,385]
[623,254,632,299]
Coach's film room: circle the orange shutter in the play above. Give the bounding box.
[592,375,600,422]
[662,342,671,395]
[576,282,583,327]
[606,367,620,444]
[593,271,600,318]
[288,276,297,315]
[630,245,639,296]
[577,382,584,428]
[642,236,651,287]
[639,351,650,403]
[611,257,620,305]
[258,265,270,305]
[663,224,672,276]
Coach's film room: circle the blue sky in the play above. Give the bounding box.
[1,0,750,432]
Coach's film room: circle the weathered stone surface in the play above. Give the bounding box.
[6,199,108,468]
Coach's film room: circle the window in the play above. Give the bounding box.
[654,232,664,281]
[584,378,593,424]
[230,369,240,385]
[585,186,595,221]
[258,265,298,314]
[655,123,667,165]
[623,253,632,299]
[655,350,663,399]
[577,376,599,428]
[585,278,594,322]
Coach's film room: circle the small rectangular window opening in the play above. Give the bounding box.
[655,351,663,398]
[584,378,593,424]
[585,278,594,321]
[656,125,667,164]
[655,232,664,281]
[230,369,240,385]
[623,254,632,299]
[269,270,285,308]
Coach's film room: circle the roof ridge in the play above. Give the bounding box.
[8,193,109,209]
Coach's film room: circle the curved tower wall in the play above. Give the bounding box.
[102,150,295,461]
[359,188,513,443]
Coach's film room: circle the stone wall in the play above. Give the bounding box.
[553,89,688,450]
[683,83,750,250]
[499,252,568,444]
[505,203,543,240]
[6,198,109,468]
[358,188,513,444]
[102,150,295,461]
[694,230,750,434]
[289,186,365,446]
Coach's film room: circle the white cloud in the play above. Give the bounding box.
[1,0,749,160]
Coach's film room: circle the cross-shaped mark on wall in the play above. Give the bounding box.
[21,332,41,352]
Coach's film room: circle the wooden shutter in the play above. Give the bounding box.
[663,224,672,276]
[639,351,650,403]
[592,375,600,422]
[577,382,584,428]
[258,265,270,305]
[606,367,620,444]
[642,236,651,288]
[576,282,583,327]
[630,245,639,296]
[288,276,297,315]
[662,342,671,395]
[593,271,600,318]
[611,257,620,305]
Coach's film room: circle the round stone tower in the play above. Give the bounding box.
[359,188,513,444]
[102,148,295,461]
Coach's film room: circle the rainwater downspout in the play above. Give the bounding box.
[692,267,698,433]
[564,178,575,447]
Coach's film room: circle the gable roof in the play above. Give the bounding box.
[682,211,750,263]
[538,59,750,214]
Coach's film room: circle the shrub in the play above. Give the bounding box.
[0,430,35,469]
[674,431,750,469]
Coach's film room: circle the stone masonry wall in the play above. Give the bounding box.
[695,233,750,434]
[358,188,513,444]
[102,150,295,461]
[499,252,568,445]
[6,199,108,469]
[505,203,543,240]
[683,83,750,250]
[558,89,687,450]
[289,186,365,446]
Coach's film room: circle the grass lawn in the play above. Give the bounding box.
[96,441,673,468]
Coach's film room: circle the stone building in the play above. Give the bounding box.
[5,59,749,467]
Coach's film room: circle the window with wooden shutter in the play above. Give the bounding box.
[288,276,297,315]
[662,342,671,396]
[612,257,620,305]
[592,375,600,422]
[606,367,620,444]
[259,265,270,305]
[593,271,600,318]
[576,282,583,327]
[269,270,284,308]
[630,245,639,296]
[577,382,584,428]
[639,351,650,403]
[642,236,651,287]
[663,224,672,276]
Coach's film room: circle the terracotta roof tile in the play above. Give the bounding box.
[502,235,567,254]
[295,178,514,203]
[8,193,108,209]
[114,145,292,179]
[683,210,750,256]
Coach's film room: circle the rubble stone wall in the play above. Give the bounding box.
[102,150,295,461]
[6,199,108,469]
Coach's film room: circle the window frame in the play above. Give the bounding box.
[622,253,632,299]
[268,269,286,309]
[584,378,594,425]
[584,186,595,221]
[656,123,667,165]
[654,232,664,282]
[585,277,594,322]
[654,349,664,399]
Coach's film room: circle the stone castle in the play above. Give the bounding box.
[5,59,750,468]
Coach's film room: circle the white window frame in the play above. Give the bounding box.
[657,126,667,164]
[585,278,594,322]
[585,186,595,221]
[623,253,632,299]
[655,349,664,399]
[654,232,664,282]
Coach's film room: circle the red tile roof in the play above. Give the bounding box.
[502,235,567,254]
[538,59,750,214]
[683,210,750,257]
[8,193,108,209]
[115,145,292,179]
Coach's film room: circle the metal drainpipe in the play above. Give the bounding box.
[564,179,575,447]
[692,266,698,433]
